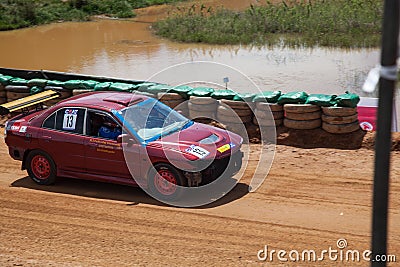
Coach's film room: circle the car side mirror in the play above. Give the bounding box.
[117,134,135,146]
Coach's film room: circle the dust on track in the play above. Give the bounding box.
[0,127,399,266]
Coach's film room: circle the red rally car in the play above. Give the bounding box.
[4,92,243,200]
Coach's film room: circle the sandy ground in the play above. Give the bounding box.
[0,126,399,266]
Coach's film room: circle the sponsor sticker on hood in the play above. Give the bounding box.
[185,145,210,159]
[217,142,236,153]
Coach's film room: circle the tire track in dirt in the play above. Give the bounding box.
[0,132,399,266]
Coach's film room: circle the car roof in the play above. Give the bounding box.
[60,91,150,111]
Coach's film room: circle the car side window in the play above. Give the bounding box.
[55,108,85,135]
[86,110,122,141]
[42,113,56,129]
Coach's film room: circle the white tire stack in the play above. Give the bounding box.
[157,92,188,117]
[283,104,321,129]
[253,102,283,127]
[5,85,30,102]
[321,107,360,134]
[43,86,72,107]
[188,96,218,120]
[216,99,254,137]
[0,84,6,104]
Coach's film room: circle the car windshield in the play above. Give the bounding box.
[120,99,192,142]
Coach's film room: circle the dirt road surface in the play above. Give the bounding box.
[0,128,399,266]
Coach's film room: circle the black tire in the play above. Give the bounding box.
[148,163,187,200]
[26,150,57,185]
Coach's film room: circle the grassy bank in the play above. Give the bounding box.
[0,0,184,31]
[154,0,383,48]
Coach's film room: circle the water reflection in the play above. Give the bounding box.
[0,19,379,96]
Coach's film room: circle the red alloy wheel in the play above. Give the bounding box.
[154,169,178,196]
[31,155,51,180]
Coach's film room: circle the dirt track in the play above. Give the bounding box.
[0,129,399,266]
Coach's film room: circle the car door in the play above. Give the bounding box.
[39,107,86,173]
[83,109,142,181]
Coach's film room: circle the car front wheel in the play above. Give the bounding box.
[149,163,186,201]
[26,150,57,185]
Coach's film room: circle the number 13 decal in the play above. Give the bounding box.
[63,109,78,130]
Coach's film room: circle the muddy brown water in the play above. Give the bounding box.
[0,0,380,97]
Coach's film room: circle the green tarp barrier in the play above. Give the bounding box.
[277,91,308,104]
[30,86,43,95]
[187,87,214,97]
[210,89,237,100]
[94,82,112,91]
[108,82,135,92]
[136,82,159,92]
[9,77,28,86]
[232,93,256,102]
[305,94,337,107]
[253,91,282,103]
[171,85,193,99]
[47,80,64,87]
[335,91,360,108]
[28,79,48,87]
[63,80,98,90]
[0,75,13,86]
[146,84,175,94]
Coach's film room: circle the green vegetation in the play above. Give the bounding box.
[154,0,383,48]
[0,0,185,31]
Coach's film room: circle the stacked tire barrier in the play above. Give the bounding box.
[5,85,30,101]
[217,99,253,135]
[253,102,283,127]
[321,107,360,134]
[44,86,72,106]
[0,72,364,140]
[157,92,189,117]
[0,84,7,104]
[283,104,322,130]
[188,96,218,120]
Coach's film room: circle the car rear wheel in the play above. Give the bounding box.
[26,151,57,185]
[149,163,186,201]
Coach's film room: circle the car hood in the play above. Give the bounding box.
[146,122,243,160]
